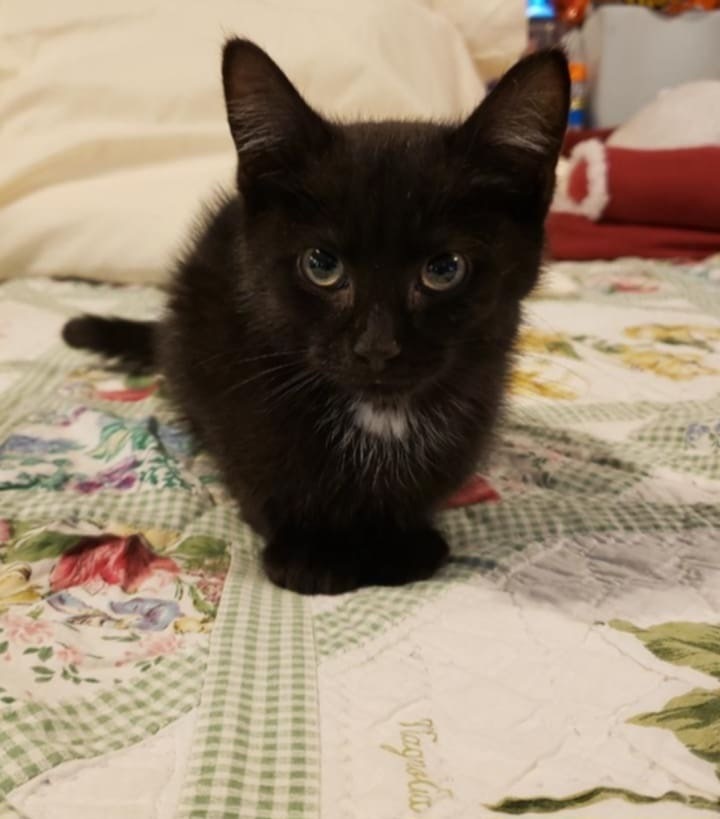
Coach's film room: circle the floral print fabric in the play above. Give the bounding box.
[1,260,719,818]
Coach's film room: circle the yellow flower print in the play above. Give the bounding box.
[65,366,106,384]
[0,563,41,613]
[619,349,718,380]
[518,329,579,359]
[624,324,720,349]
[511,366,579,400]
[173,616,212,634]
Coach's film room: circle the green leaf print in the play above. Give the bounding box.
[591,339,626,355]
[489,620,720,814]
[173,536,229,572]
[9,530,80,562]
[130,426,154,451]
[611,620,720,776]
[549,339,581,359]
[488,787,719,814]
[137,461,192,490]
[631,689,720,770]
[610,620,720,680]
[188,582,217,619]
[125,374,156,390]
[8,520,41,540]
[91,422,130,460]
[91,417,156,461]
[0,471,70,491]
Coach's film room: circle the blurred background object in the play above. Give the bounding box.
[0,0,527,286]
[582,4,720,127]
[1,0,718,281]
[526,0,720,129]
[527,0,561,49]
[429,0,527,79]
[528,0,720,261]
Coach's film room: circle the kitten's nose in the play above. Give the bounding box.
[354,340,401,372]
[353,308,401,372]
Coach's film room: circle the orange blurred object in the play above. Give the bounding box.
[556,0,590,23]
[569,62,588,82]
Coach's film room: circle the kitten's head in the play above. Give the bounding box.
[222,39,569,401]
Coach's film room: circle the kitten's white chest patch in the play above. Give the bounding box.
[354,402,409,441]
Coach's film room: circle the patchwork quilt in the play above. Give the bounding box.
[0,258,719,819]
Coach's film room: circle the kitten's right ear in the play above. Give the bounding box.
[222,38,332,182]
[454,49,570,162]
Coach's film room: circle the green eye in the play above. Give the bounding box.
[299,248,346,289]
[420,253,468,292]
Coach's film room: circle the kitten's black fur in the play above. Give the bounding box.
[63,40,569,594]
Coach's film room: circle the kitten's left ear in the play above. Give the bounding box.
[222,38,332,182]
[451,49,570,194]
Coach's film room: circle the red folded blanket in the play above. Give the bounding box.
[547,212,720,261]
[549,138,720,260]
[568,144,720,230]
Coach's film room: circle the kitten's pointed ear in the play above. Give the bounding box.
[222,38,332,181]
[451,49,570,177]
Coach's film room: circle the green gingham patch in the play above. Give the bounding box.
[1,650,205,817]
[177,531,320,819]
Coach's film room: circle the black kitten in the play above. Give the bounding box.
[63,39,569,594]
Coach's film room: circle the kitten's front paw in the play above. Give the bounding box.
[262,525,449,595]
[262,546,359,595]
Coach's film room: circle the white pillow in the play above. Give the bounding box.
[607,81,720,150]
[0,0,487,285]
[426,0,527,80]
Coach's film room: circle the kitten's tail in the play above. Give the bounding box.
[62,316,157,372]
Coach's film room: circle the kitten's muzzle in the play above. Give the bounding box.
[352,308,401,373]
[352,341,401,373]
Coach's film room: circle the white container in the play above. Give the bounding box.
[582,7,720,127]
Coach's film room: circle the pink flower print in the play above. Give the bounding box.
[56,644,85,666]
[50,533,180,595]
[3,612,54,645]
[114,632,182,667]
[141,632,182,658]
[609,278,659,294]
[194,573,225,607]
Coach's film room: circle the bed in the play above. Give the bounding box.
[3,2,720,816]
[1,255,719,819]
